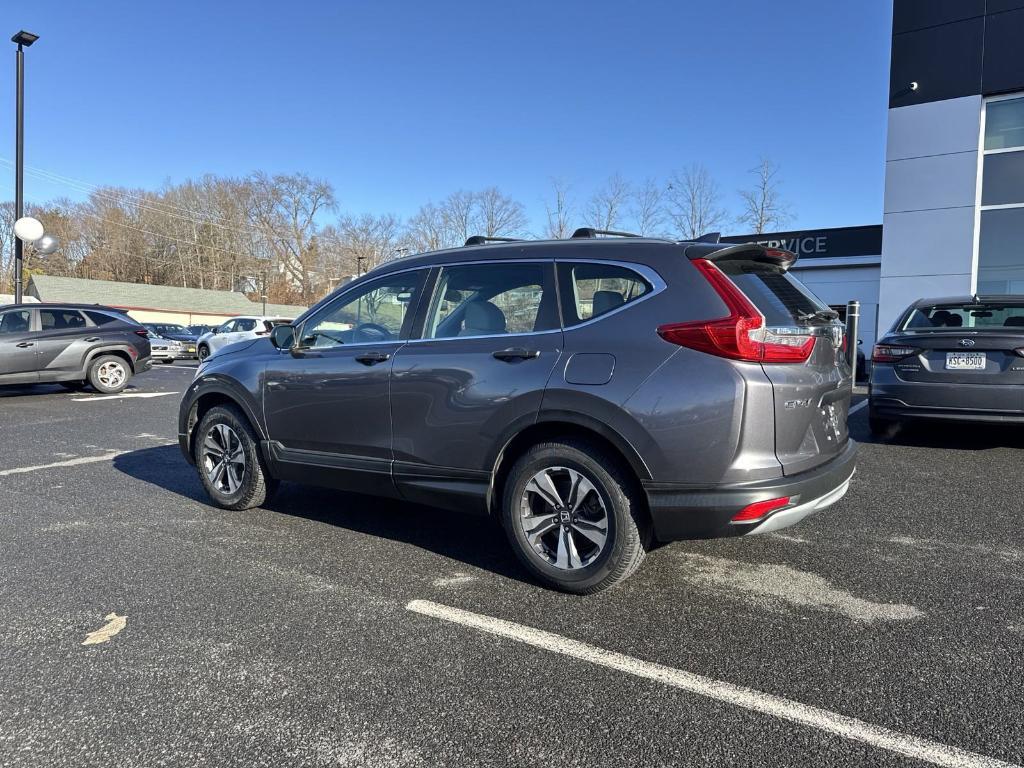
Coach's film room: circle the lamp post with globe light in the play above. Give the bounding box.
[11,30,39,303]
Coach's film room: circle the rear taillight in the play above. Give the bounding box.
[656,259,815,363]
[871,344,918,363]
[731,496,791,524]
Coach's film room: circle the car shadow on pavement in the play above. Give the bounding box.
[112,444,531,584]
[849,411,1024,450]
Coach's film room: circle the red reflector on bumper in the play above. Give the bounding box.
[731,496,790,523]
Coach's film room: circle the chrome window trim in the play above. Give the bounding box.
[308,256,668,345]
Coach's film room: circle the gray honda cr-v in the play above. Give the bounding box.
[178,229,856,592]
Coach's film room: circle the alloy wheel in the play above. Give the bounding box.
[96,361,126,389]
[518,466,609,570]
[201,423,246,495]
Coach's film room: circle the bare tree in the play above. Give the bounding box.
[630,177,666,236]
[406,202,449,254]
[737,158,791,234]
[475,187,527,238]
[585,174,631,231]
[666,164,727,240]
[543,177,575,239]
[440,190,477,246]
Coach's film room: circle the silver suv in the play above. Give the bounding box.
[196,315,293,361]
[179,231,856,592]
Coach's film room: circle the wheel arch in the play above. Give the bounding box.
[488,415,652,518]
[183,384,266,462]
[85,347,136,374]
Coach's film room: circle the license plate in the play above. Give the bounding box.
[186,346,195,352]
[945,351,986,370]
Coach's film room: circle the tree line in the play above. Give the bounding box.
[0,159,790,305]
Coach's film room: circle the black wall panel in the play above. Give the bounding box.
[986,0,1024,14]
[889,17,984,108]
[982,8,1024,95]
[892,0,984,34]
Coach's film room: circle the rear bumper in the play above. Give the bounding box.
[136,356,154,372]
[642,439,857,541]
[870,398,1024,424]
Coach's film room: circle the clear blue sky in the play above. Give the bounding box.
[3,0,893,233]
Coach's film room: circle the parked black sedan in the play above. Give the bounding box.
[869,295,1024,433]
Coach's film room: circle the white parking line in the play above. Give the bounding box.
[406,600,1018,768]
[72,392,179,402]
[0,451,127,476]
[849,400,868,415]
[0,444,175,476]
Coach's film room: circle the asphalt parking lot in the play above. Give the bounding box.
[1,364,1022,768]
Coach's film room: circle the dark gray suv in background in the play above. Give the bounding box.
[179,230,856,592]
[0,303,152,393]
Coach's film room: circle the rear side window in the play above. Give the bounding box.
[85,311,121,326]
[716,260,829,325]
[235,318,257,332]
[558,263,651,327]
[40,309,87,330]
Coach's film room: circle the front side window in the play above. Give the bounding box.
[425,262,556,339]
[300,271,425,348]
[0,309,31,335]
[558,262,651,327]
[979,95,1024,292]
[900,303,1024,331]
[40,309,86,331]
[217,320,236,333]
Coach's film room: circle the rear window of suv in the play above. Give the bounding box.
[558,263,651,326]
[900,303,1024,330]
[716,260,830,326]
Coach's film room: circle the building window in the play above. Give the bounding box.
[978,95,1024,293]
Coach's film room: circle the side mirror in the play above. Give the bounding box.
[270,324,296,350]
[857,339,863,346]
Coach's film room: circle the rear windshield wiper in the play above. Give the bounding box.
[796,309,840,323]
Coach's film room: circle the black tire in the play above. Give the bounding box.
[59,380,88,391]
[501,439,649,594]
[87,354,132,394]
[161,359,175,365]
[194,404,278,511]
[197,344,210,361]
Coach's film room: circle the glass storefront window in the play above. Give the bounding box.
[979,97,1024,293]
[984,96,1024,150]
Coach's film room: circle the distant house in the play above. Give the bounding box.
[27,275,306,326]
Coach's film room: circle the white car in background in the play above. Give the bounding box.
[196,315,293,361]
[144,328,184,365]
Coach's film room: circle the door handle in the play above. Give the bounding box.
[493,347,540,362]
[84,336,101,343]
[355,351,391,366]
[15,341,34,348]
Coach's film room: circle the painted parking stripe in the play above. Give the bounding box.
[72,392,179,402]
[0,444,175,476]
[406,600,1018,768]
[849,400,868,415]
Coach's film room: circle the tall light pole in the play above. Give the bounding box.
[11,30,38,304]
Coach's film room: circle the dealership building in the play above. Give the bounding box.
[729,1,1024,351]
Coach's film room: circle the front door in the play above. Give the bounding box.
[390,261,563,512]
[0,308,38,382]
[263,269,428,496]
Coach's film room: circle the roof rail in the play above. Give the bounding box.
[694,231,721,243]
[570,227,641,239]
[464,235,522,246]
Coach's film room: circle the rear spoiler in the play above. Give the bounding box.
[682,242,798,271]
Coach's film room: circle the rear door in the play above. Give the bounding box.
[34,307,94,380]
[390,260,563,511]
[716,259,851,476]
